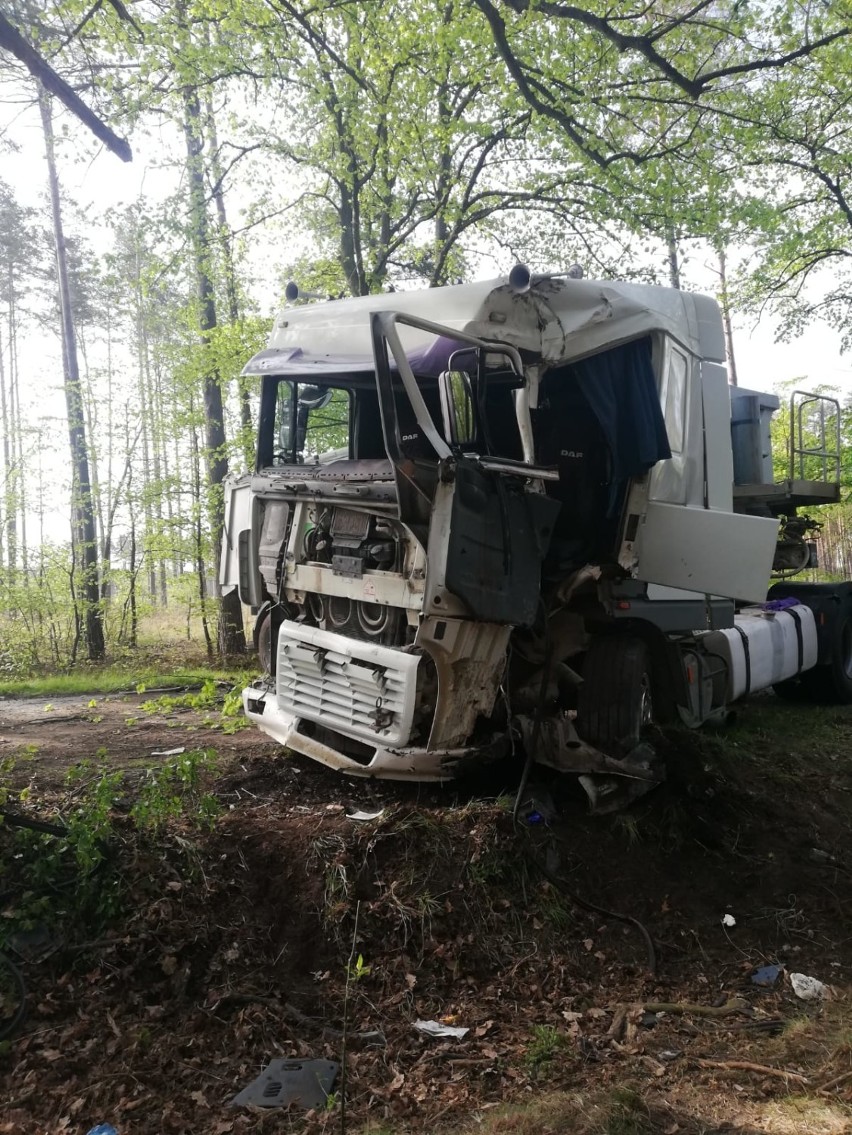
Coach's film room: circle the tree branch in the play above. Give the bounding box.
[0,12,131,161]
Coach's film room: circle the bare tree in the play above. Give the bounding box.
[39,88,105,661]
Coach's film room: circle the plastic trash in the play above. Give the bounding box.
[86,1126,118,1135]
[721,913,736,927]
[346,808,385,821]
[231,1059,339,1110]
[751,964,783,987]
[150,746,185,757]
[414,1019,469,1039]
[789,972,828,1000]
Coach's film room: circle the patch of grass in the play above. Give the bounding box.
[130,748,220,832]
[0,667,244,699]
[140,679,250,733]
[769,999,852,1070]
[0,748,222,949]
[456,1088,655,1134]
[524,1024,571,1076]
[605,1088,653,1135]
[759,1096,852,1135]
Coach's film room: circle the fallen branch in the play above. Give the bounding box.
[643,998,750,1018]
[818,1069,852,1093]
[692,1057,810,1084]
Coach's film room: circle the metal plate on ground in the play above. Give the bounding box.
[231,1058,339,1109]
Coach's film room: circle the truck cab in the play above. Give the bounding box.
[221,271,847,808]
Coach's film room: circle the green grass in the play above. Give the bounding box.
[0,667,249,699]
[453,1087,654,1134]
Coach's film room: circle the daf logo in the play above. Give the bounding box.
[402,433,420,442]
[560,450,583,458]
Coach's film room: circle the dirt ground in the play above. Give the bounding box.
[1,689,851,1134]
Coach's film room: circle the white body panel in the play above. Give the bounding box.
[634,502,779,603]
[262,277,725,374]
[219,475,252,593]
[703,605,818,699]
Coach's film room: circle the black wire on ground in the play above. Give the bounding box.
[0,950,26,1040]
[510,608,657,977]
[0,809,69,837]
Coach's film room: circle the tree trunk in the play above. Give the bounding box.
[190,408,214,659]
[9,282,27,573]
[182,80,245,657]
[0,318,14,575]
[39,88,105,661]
[205,92,254,463]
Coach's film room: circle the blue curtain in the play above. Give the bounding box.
[572,337,671,481]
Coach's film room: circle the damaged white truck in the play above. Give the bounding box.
[220,269,849,809]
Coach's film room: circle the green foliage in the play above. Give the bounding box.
[141,678,219,714]
[0,761,123,945]
[141,680,248,733]
[346,952,372,983]
[0,747,220,949]
[524,1024,570,1075]
[4,0,852,683]
[130,748,220,832]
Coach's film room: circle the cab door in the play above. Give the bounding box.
[370,311,560,628]
[618,355,779,604]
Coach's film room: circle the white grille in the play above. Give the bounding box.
[276,622,420,746]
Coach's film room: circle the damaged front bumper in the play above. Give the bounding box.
[243,686,473,780]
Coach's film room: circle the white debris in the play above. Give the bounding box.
[151,746,186,757]
[790,972,828,1000]
[721,914,736,928]
[414,1019,469,1039]
[346,809,385,822]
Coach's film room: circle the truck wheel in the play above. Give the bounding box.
[577,636,653,754]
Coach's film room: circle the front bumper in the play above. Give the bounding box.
[242,686,462,781]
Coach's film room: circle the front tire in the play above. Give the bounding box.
[577,636,653,754]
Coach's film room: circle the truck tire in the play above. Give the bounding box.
[577,636,653,754]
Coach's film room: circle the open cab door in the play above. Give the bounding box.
[617,358,780,604]
[370,311,560,628]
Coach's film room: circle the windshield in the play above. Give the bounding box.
[272,381,351,465]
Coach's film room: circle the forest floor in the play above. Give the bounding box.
[0,683,851,1135]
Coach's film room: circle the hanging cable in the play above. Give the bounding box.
[510,602,657,976]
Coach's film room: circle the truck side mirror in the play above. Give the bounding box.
[439,369,476,447]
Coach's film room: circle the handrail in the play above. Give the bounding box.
[788,390,841,484]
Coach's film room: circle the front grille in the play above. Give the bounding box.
[276,621,420,746]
